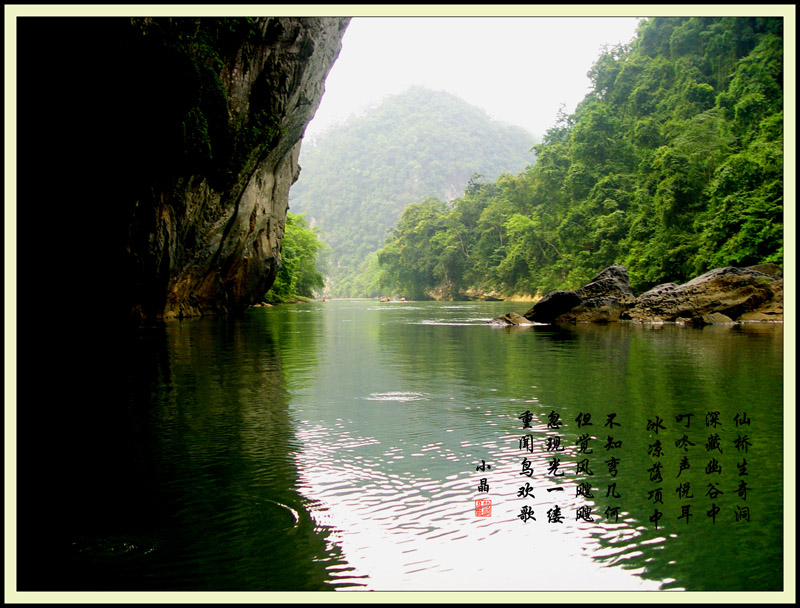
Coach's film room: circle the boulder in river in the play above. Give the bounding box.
[490,311,533,326]
[576,264,637,307]
[511,264,783,325]
[554,296,624,324]
[522,290,583,323]
[625,266,782,323]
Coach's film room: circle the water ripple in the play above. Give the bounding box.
[363,391,429,402]
[71,535,159,561]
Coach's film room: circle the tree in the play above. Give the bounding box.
[372,17,782,298]
[264,213,327,302]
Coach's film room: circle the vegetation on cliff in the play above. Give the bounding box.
[263,213,327,303]
[289,87,537,296]
[370,17,783,299]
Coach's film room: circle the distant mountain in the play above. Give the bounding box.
[289,86,537,294]
[370,18,784,301]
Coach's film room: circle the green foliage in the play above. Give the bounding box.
[289,87,537,296]
[372,17,782,298]
[264,213,327,303]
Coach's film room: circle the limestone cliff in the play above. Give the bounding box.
[17,17,349,321]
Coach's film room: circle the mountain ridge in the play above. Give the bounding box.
[289,86,539,295]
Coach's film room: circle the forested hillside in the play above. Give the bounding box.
[289,87,537,295]
[263,212,327,303]
[374,17,784,300]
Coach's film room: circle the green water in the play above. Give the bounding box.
[17,300,784,592]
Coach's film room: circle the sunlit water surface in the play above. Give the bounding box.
[19,300,783,592]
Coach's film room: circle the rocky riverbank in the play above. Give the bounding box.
[494,264,783,326]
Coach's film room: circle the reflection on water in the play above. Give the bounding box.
[279,301,783,591]
[16,300,783,592]
[18,315,355,591]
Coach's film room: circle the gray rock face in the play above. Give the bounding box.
[19,17,349,322]
[576,265,637,307]
[746,263,783,277]
[555,296,624,324]
[136,18,350,320]
[625,266,782,322]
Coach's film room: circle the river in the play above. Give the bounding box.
[16,300,784,593]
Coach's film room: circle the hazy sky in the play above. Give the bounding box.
[306,16,643,139]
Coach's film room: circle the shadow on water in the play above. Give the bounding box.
[17,314,357,591]
[18,302,781,592]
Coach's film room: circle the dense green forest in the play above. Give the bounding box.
[263,212,327,303]
[368,17,783,300]
[288,87,537,296]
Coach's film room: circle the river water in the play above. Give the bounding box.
[17,300,784,593]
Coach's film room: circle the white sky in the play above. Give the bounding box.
[306,16,643,139]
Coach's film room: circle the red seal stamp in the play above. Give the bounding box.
[474,499,492,517]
